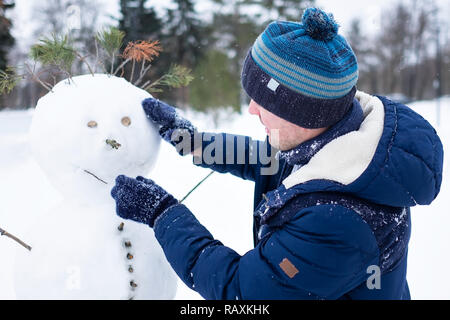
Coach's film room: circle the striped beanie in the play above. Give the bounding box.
[241,8,358,129]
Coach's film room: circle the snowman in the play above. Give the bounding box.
[13,74,177,300]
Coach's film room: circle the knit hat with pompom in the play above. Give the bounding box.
[241,7,359,129]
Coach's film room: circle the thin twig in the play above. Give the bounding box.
[140,60,146,77]
[143,73,168,91]
[110,52,115,74]
[97,60,108,74]
[0,227,32,251]
[75,52,94,76]
[24,63,53,92]
[31,61,53,87]
[35,67,52,78]
[140,79,151,90]
[113,58,131,76]
[94,39,99,73]
[135,60,146,85]
[83,169,108,184]
[62,68,73,83]
[130,59,136,83]
[35,67,58,87]
[179,171,214,203]
[51,74,57,86]
[135,62,153,87]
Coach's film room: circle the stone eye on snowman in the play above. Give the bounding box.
[7,30,195,299]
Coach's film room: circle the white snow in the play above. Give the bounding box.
[1,94,449,300]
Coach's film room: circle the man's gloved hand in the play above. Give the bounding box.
[111,175,179,228]
[142,97,197,155]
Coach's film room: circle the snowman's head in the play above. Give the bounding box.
[30,74,160,203]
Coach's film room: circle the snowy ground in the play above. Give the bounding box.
[1,96,449,300]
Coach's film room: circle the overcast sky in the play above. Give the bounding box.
[8,0,450,50]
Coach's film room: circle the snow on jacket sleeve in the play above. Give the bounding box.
[154,203,380,300]
[192,133,274,182]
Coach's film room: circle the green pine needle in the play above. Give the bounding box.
[0,67,21,95]
[146,64,194,93]
[162,64,194,88]
[96,27,125,58]
[146,87,164,93]
[30,34,76,74]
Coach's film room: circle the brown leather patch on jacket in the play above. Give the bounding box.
[279,258,299,278]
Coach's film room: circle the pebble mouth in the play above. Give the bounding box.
[83,169,108,184]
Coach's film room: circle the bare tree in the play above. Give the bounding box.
[350,0,447,100]
[378,3,412,94]
[346,18,381,93]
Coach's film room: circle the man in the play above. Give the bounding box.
[111,8,443,299]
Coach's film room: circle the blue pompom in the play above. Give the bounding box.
[302,8,339,41]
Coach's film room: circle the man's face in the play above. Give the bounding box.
[248,99,327,151]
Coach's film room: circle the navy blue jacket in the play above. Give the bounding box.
[153,92,443,300]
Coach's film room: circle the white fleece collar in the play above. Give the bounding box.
[282,91,385,189]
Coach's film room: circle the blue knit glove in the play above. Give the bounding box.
[142,97,197,155]
[111,175,178,228]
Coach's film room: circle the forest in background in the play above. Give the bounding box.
[0,0,449,112]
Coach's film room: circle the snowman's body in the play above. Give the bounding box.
[14,74,177,299]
